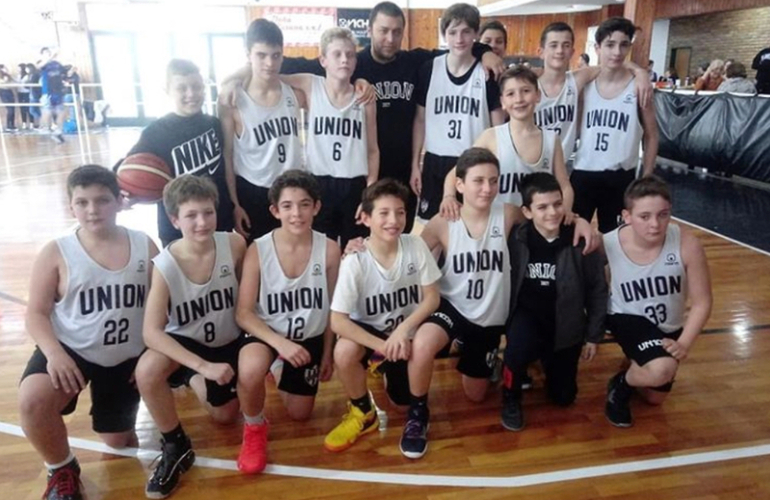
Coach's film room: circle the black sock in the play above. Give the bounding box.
[409,394,429,420]
[161,423,188,447]
[351,395,372,415]
[615,371,633,401]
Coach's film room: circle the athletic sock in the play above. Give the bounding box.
[351,394,373,415]
[244,412,266,426]
[161,423,188,447]
[45,451,75,471]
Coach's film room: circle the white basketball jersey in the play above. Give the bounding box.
[256,230,329,341]
[425,55,491,157]
[233,83,303,187]
[154,232,240,346]
[604,224,686,333]
[535,72,579,156]
[51,228,150,366]
[440,203,510,326]
[306,75,368,178]
[334,235,437,335]
[574,78,644,172]
[494,125,557,206]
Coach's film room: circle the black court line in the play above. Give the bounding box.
[0,291,26,306]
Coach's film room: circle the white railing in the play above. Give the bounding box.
[0,82,219,167]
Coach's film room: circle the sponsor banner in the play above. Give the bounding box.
[262,7,336,47]
[337,8,370,46]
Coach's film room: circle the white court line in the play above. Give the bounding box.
[674,216,770,258]
[1,422,769,487]
[0,150,111,186]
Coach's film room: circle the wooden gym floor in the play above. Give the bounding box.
[0,129,768,499]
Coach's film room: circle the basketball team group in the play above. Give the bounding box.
[19,3,713,500]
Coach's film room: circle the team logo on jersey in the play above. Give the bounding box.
[473,78,482,89]
[543,158,550,169]
[220,265,232,278]
[567,87,575,97]
[623,93,636,104]
[286,96,295,107]
[407,263,417,276]
[304,365,319,387]
[137,260,146,272]
[491,226,502,238]
[312,264,323,276]
[665,253,679,265]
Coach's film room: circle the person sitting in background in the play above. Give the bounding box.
[694,59,724,91]
[717,62,756,94]
[752,44,770,94]
[663,67,679,85]
[647,60,658,82]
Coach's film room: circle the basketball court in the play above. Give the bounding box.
[0,129,769,499]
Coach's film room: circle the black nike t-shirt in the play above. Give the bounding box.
[126,112,234,244]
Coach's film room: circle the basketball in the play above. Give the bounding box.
[117,152,173,203]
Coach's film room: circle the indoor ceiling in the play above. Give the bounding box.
[479,0,625,16]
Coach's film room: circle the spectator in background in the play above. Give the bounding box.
[663,67,679,85]
[752,44,770,94]
[64,65,81,95]
[0,64,17,131]
[694,59,724,91]
[717,62,756,94]
[17,64,33,130]
[26,63,41,127]
[479,20,507,58]
[648,60,658,82]
[38,47,68,143]
[578,53,590,69]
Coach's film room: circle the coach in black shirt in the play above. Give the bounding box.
[278,2,504,232]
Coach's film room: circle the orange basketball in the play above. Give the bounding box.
[117,153,173,203]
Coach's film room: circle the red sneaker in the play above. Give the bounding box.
[237,420,269,474]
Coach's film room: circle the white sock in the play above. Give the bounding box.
[244,412,265,426]
[45,451,75,471]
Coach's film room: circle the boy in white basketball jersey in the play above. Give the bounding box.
[219,20,303,243]
[411,3,506,221]
[534,22,650,164]
[235,170,341,474]
[501,173,607,432]
[326,180,441,452]
[440,67,574,218]
[603,176,711,428]
[572,17,659,233]
[19,165,157,500]
[279,27,379,248]
[136,175,247,499]
[402,148,517,459]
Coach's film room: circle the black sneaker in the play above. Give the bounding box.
[501,391,524,431]
[145,438,196,499]
[44,458,82,500]
[605,372,633,428]
[399,407,429,459]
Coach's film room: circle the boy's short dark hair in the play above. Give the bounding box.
[456,147,500,180]
[521,172,562,208]
[166,59,200,87]
[163,175,219,218]
[441,3,480,35]
[369,2,405,27]
[623,175,672,210]
[595,17,635,45]
[540,22,574,47]
[268,169,321,206]
[499,66,539,93]
[246,19,283,51]
[360,179,409,215]
[580,53,590,65]
[480,20,507,47]
[67,164,120,200]
[726,61,747,79]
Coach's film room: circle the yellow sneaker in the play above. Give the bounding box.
[324,404,377,452]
